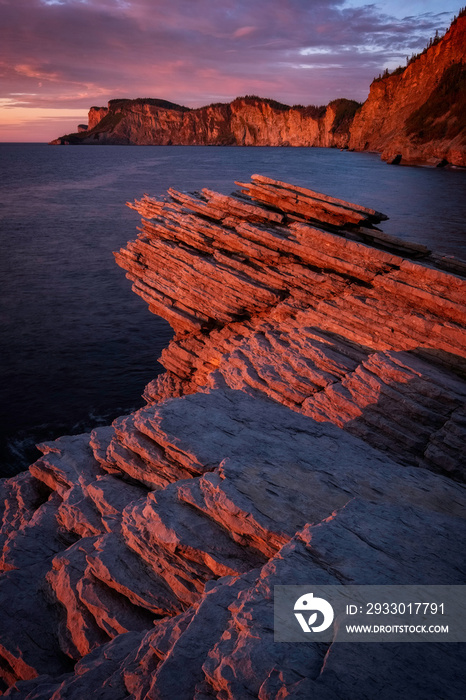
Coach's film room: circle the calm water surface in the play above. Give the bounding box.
[1,144,465,475]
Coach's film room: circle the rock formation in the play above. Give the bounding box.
[50,14,466,166]
[1,176,465,698]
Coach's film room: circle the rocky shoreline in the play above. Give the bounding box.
[1,176,465,698]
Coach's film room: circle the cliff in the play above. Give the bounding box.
[50,14,466,166]
[51,96,358,148]
[1,176,466,698]
[349,12,466,166]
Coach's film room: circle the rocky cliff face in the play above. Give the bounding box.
[87,106,109,131]
[1,176,465,698]
[52,97,357,148]
[51,15,466,166]
[349,13,466,166]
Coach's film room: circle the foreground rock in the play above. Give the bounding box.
[1,390,465,698]
[1,176,465,698]
[119,174,466,482]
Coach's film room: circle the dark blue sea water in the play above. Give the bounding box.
[1,144,465,476]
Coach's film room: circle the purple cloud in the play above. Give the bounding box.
[0,0,459,139]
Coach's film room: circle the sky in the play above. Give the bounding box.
[0,0,462,141]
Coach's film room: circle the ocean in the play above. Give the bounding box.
[1,143,465,476]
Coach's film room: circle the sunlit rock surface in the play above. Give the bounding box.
[1,176,465,698]
[120,175,466,481]
[349,13,466,166]
[51,97,358,149]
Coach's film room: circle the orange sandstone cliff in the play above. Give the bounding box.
[1,176,465,698]
[51,14,466,166]
[52,96,357,148]
[349,12,466,166]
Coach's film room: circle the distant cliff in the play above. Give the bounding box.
[51,96,358,148]
[51,13,466,166]
[349,12,466,166]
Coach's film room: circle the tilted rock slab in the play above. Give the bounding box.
[119,174,466,480]
[1,176,465,698]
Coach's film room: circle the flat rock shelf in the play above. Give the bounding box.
[1,176,465,699]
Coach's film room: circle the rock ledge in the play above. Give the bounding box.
[1,175,465,699]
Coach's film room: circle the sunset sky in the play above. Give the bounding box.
[0,0,461,142]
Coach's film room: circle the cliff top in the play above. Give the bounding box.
[88,94,358,115]
[373,8,466,83]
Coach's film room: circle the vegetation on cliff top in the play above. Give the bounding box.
[89,98,189,112]
[232,96,292,111]
[293,104,326,118]
[373,7,465,83]
[108,97,189,111]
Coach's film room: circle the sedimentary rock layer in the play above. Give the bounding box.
[1,176,465,698]
[1,390,466,698]
[118,174,466,481]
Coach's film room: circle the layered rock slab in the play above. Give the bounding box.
[118,175,466,480]
[1,175,466,698]
[1,390,465,698]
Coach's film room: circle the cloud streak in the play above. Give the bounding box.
[0,0,460,140]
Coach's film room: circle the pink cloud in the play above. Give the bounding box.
[0,0,459,139]
[233,26,256,38]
